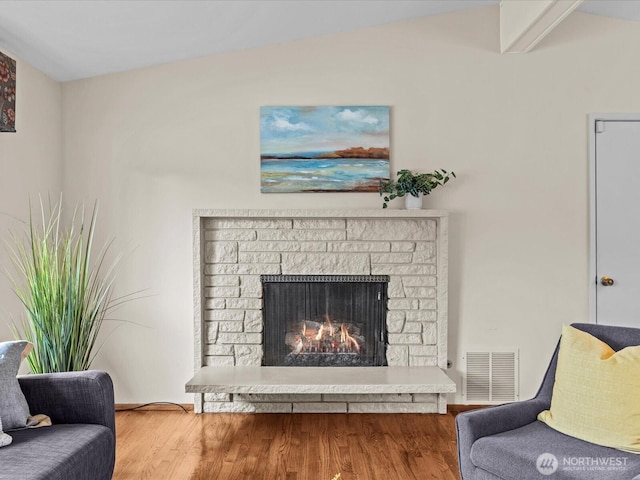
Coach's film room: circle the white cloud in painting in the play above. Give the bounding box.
[336,108,380,126]
[260,106,388,154]
[272,114,312,132]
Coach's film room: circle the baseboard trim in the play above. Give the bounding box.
[116,403,194,412]
[448,404,491,414]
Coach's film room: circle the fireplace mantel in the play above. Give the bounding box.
[190,209,453,413]
[187,365,456,394]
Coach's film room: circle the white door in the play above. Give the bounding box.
[593,118,640,326]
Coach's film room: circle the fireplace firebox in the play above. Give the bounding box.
[261,275,389,367]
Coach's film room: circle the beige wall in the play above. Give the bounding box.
[0,53,62,348]
[59,6,640,403]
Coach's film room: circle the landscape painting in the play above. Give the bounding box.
[260,106,390,193]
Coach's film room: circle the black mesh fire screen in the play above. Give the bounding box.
[261,275,389,366]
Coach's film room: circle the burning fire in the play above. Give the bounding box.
[315,325,324,341]
[293,317,361,354]
[340,324,360,353]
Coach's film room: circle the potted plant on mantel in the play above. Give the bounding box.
[379,169,456,209]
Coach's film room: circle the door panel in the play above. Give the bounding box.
[595,120,640,326]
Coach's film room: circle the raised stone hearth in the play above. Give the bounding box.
[190,209,453,413]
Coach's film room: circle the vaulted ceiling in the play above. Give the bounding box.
[0,0,639,82]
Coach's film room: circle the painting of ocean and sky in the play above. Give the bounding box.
[260,106,390,193]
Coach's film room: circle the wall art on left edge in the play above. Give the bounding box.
[0,52,16,133]
[260,106,390,193]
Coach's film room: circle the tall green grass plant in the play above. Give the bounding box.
[6,198,122,373]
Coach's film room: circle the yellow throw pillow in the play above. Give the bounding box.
[538,325,640,453]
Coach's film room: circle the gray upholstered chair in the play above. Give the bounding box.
[456,323,640,480]
[0,370,116,480]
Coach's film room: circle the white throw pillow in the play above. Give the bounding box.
[0,418,12,447]
[0,341,32,430]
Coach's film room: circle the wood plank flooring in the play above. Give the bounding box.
[113,409,462,480]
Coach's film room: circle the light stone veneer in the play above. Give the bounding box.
[193,209,449,413]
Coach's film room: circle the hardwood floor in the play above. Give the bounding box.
[113,409,462,480]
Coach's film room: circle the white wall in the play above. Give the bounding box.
[0,53,62,347]
[60,6,640,404]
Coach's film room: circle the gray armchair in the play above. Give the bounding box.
[456,323,640,480]
[0,370,116,480]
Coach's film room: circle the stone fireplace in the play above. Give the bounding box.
[191,209,452,413]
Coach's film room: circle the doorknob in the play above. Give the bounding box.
[600,276,615,286]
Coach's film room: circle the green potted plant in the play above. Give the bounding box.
[5,197,128,373]
[379,168,456,209]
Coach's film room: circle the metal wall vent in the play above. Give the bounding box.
[463,350,519,404]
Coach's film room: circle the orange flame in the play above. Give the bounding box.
[325,315,335,336]
[340,323,360,353]
[349,336,360,353]
[315,325,324,341]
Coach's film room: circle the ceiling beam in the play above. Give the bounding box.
[500,0,584,53]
